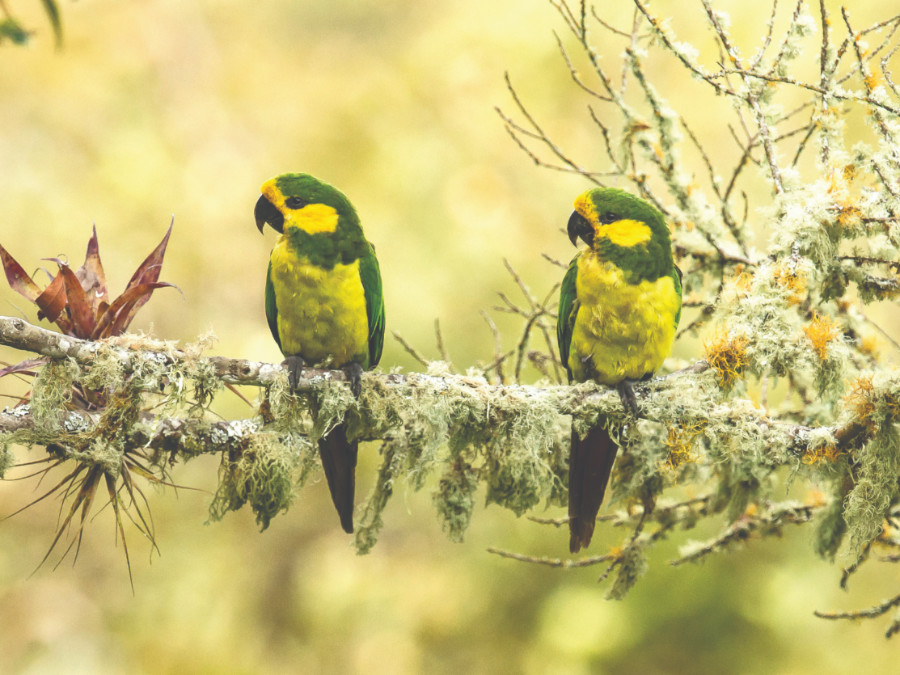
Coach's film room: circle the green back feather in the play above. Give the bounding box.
[672,263,683,327]
[359,245,385,368]
[557,254,580,383]
[264,260,281,351]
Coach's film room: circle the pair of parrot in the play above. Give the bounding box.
[254,173,681,551]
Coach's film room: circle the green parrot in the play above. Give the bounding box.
[557,187,681,553]
[255,173,385,533]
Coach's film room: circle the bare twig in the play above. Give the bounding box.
[434,318,454,371]
[487,546,614,568]
[391,331,430,368]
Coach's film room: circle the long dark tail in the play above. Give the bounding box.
[317,422,358,533]
[568,422,618,553]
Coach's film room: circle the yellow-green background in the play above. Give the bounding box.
[1,1,897,672]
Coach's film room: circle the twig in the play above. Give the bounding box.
[814,593,900,626]
[434,319,454,371]
[477,310,512,384]
[487,546,615,568]
[391,331,429,368]
[670,501,817,566]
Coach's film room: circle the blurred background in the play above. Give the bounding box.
[1,0,898,672]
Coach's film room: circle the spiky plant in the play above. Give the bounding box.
[0,223,177,586]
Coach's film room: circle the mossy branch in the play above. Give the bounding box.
[0,314,844,454]
[0,313,881,456]
[0,312,887,560]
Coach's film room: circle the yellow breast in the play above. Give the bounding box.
[568,254,680,385]
[269,237,368,367]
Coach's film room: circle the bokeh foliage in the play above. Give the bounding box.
[3,0,900,673]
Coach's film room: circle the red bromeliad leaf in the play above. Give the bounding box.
[0,357,49,379]
[0,242,42,303]
[35,270,70,329]
[74,225,109,315]
[121,220,172,318]
[3,222,175,341]
[58,264,97,339]
[92,281,176,339]
[89,220,175,337]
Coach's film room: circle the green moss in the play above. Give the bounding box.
[0,438,12,478]
[820,265,848,301]
[309,380,355,442]
[80,343,125,392]
[208,432,304,530]
[266,377,312,433]
[814,488,847,561]
[844,426,900,560]
[31,359,78,432]
[481,390,560,516]
[68,438,124,475]
[726,476,761,523]
[545,435,569,508]
[95,383,142,440]
[292,430,322,489]
[7,299,892,579]
[813,354,846,401]
[352,372,574,550]
[189,358,222,411]
[388,377,458,485]
[355,441,403,554]
[128,350,170,392]
[610,422,668,502]
[433,454,479,543]
[607,538,648,600]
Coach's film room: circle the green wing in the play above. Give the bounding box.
[359,244,385,369]
[264,260,282,352]
[557,254,580,382]
[672,263,683,329]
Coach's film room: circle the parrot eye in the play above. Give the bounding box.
[599,212,618,225]
[285,196,308,209]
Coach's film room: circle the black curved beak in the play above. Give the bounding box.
[567,210,593,247]
[255,194,284,234]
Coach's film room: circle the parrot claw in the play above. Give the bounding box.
[282,355,307,391]
[616,379,640,417]
[345,362,364,399]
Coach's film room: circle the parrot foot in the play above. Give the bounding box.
[282,355,307,391]
[344,362,364,399]
[616,379,640,417]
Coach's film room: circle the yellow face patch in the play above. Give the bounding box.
[573,193,653,248]
[289,203,339,234]
[259,180,340,234]
[601,219,652,247]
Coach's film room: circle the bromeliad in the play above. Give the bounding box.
[557,188,681,552]
[255,173,385,533]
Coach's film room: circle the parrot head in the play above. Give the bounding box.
[255,173,360,236]
[567,187,670,251]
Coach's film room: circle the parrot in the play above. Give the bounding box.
[254,173,385,534]
[557,187,681,553]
